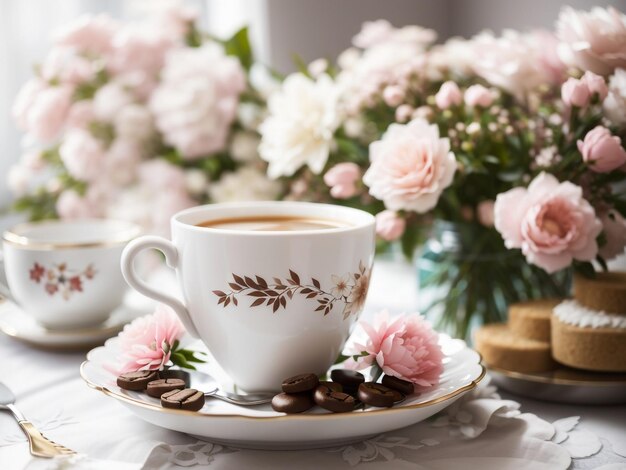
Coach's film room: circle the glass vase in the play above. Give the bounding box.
[416,220,571,341]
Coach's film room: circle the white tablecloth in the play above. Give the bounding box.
[1,259,625,470]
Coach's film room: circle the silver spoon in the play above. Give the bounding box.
[163,369,273,406]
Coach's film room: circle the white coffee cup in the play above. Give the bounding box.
[121,202,376,392]
[1,219,141,329]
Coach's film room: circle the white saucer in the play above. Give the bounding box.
[0,298,144,351]
[80,335,485,449]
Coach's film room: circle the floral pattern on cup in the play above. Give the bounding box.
[29,262,96,300]
[212,261,370,319]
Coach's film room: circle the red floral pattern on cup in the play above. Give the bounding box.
[29,262,96,300]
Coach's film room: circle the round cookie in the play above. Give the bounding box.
[574,272,626,314]
[551,300,626,372]
[474,323,555,373]
[509,299,560,342]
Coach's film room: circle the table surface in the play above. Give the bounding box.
[1,258,625,470]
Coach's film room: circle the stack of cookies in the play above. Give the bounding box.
[475,272,626,374]
[552,273,626,372]
[475,299,560,373]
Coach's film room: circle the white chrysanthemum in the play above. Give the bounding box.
[259,73,340,178]
[208,166,281,203]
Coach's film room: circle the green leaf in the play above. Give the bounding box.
[223,27,253,70]
[333,354,350,365]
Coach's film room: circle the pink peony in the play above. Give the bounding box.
[13,81,73,142]
[494,172,602,273]
[324,163,360,199]
[557,6,626,76]
[153,3,199,41]
[375,210,406,241]
[599,210,626,261]
[577,126,626,173]
[66,100,95,129]
[41,46,95,84]
[363,117,457,213]
[108,25,172,77]
[118,304,184,373]
[150,43,245,159]
[529,30,567,85]
[561,77,591,108]
[350,311,444,387]
[464,84,494,108]
[435,81,462,109]
[59,129,106,181]
[93,82,134,122]
[55,14,119,55]
[582,71,608,100]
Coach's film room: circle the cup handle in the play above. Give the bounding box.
[0,250,15,303]
[121,236,199,338]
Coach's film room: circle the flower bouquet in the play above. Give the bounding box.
[8,4,281,235]
[258,6,626,338]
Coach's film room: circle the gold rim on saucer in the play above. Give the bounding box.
[79,361,486,421]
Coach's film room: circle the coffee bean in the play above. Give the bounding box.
[315,390,356,413]
[317,381,342,393]
[282,373,319,393]
[117,370,159,391]
[271,392,314,413]
[330,369,365,389]
[161,388,205,411]
[382,375,414,395]
[358,382,403,407]
[159,369,191,387]
[146,378,187,398]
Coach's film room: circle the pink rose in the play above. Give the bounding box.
[557,6,626,76]
[561,77,591,108]
[118,304,184,373]
[56,188,103,219]
[108,26,172,77]
[494,172,602,273]
[435,81,462,109]
[55,14,119,55]
[383,85,405,107]
[464,84,494,107]
[577,126,626,173]
[375,210,406,241]
[324,163,360,199]
[59,129,106,181]
[363,117,457,213]
[349,311,444,387]
[599,210,626,261]
[582,71,608,100]
[13,81,73,142]
[477,200,495,227]
[66,100,95,129]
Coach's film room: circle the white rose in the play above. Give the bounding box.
[93,82,134,121]
[604,68,626,127]
[114,104,155,142]
[259,73,340,178]
[230,131,260,163]
[208,166,281,203]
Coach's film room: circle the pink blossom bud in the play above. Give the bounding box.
[395,104,414,122]
[464,84,494,107]
[324,163,361,199]
[375,210,406,241]
[383,85,405,107]
[577,125,626,173]
[561,77,591,108]
[581,71,608,101]
[435,81,462,109]
[477,200,495,227]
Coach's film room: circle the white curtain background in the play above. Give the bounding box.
[1,0,626,208]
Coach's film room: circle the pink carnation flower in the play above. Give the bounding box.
[350,311,444,388]
[119,304,184,373]
[494,172,602,273]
